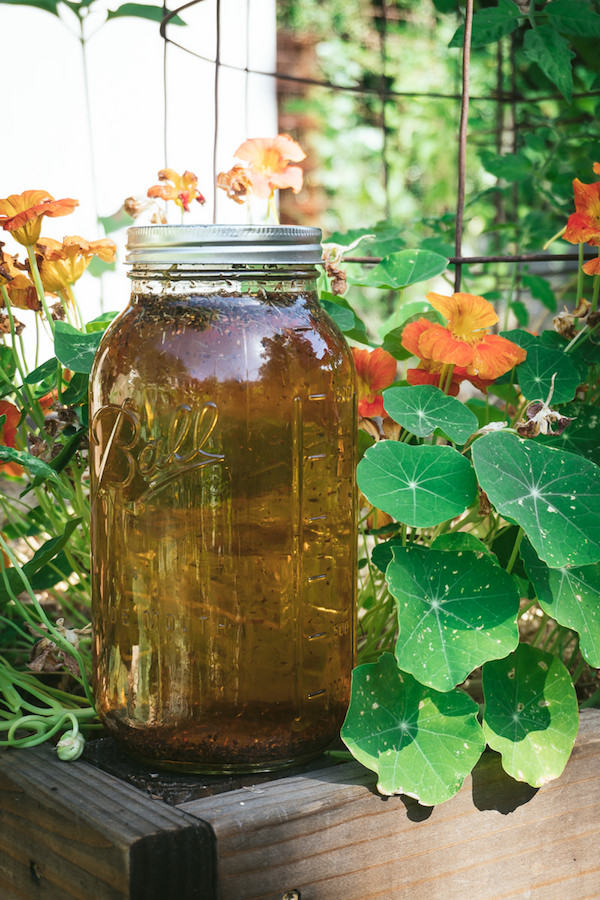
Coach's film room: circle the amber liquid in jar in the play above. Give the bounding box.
[90,269,356,772]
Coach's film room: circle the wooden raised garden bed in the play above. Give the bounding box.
[1,707,599,899]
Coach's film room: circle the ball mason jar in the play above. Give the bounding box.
[89,225,357,772]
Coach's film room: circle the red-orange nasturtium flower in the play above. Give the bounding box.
[0,191,78,247]
[232,135,306,200]
[352,347,397,417]
[0,251,40,311]
[147,169,206,212]
[0,400,23,476]
[402,292,526,383]
[564,162,600,276]
[36,236,117,294]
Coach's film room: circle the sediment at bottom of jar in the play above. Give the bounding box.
[100,703,348,773]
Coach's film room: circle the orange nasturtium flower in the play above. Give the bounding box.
[563,163,600,275]
[0,400,23,476]
[230,135,306,200]
[0,191,78,247]
[36,236,117,295]
[147,169,206,212]
[0,250,40,311]
[402,292,527,384]
[352,347,397,417]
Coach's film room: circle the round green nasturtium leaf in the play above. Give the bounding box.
[521,537,600,667]
[388,546,520,692]
[341,653,485,805]
[371,537,404,574]
[357,440,477,528]
[351,249,448,290]
[539,402,600,467]
[482,643,579,787]
[516,344,581,404]
[382,385,478,444]
[472,430,600,567]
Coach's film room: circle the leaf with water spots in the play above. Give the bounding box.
[521,538,600,667]
[357,440,477,528]
[387,546,520,692]
[482,643,579,787]
[539,402,600,467]
[472,430,600,567]
[341,653,485,805]
[382,385,478,444]
[501,331,580,403]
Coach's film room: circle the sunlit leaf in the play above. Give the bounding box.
[472,431,600,567]
[106,3,186,25]
[388,546,520,691]
[341,653,485,804]
[351,249,448,289]
[383,385,478,443]
[449,0,521,47]
[482,643,579,787]
[521,538,600,667]
[0,448,72,498]
[357,440,477,527]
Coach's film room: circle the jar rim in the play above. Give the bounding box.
[126,224,323,265]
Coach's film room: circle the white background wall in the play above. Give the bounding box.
[1,0,277,357]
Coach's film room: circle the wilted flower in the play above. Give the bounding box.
[216,165,253,204]
[352,347,397,417]
[35,236,116,295]
[147,169,206,212]
[0,251,40,311]
[553,297,591,340]
[0,190,78,246]
[124,195,167,224]
[0,400,23,476]
[402,292,527,381]
[229,135,306,200]
[27,618,90,677]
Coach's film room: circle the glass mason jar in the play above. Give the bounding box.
[89,225,357,772]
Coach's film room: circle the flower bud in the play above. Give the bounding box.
[56,730,85,761]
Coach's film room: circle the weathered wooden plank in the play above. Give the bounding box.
[0,744,216,900]
[180,708,600,900]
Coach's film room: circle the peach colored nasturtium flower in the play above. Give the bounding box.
[216,165,253,205]
[147,169,206,212]
[0,400,23,476]
[402,292,527,383]
[0,191,78,247]
[231,134,306,200]
[352,347,397,417]
[35,236,117,295]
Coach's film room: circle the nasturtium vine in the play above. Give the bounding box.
[341,653,485,805]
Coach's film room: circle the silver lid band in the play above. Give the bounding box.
[126,224,323,265]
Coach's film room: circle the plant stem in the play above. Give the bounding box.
[505,526,524,575]
[26,246,55,336]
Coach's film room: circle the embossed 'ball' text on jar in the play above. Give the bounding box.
[89,225,357,772]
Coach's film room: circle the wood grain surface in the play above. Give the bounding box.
[0,744,216,900]
[180,707,600,900]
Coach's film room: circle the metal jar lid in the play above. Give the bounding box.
[126,224,322,265]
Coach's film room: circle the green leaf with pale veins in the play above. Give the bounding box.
[482,643,579,787]
[357,440,477,528]
[54,321,104,374]
[472,430,600,568]
[350,249,448,290]
[500,331,581,403]
[521,538,600,667]
[341,653,485,805]
[388,546,520,692]
[539,402,600,467]
[383,385,478,444]
[431,532,499,564]
[523,25,575,103]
